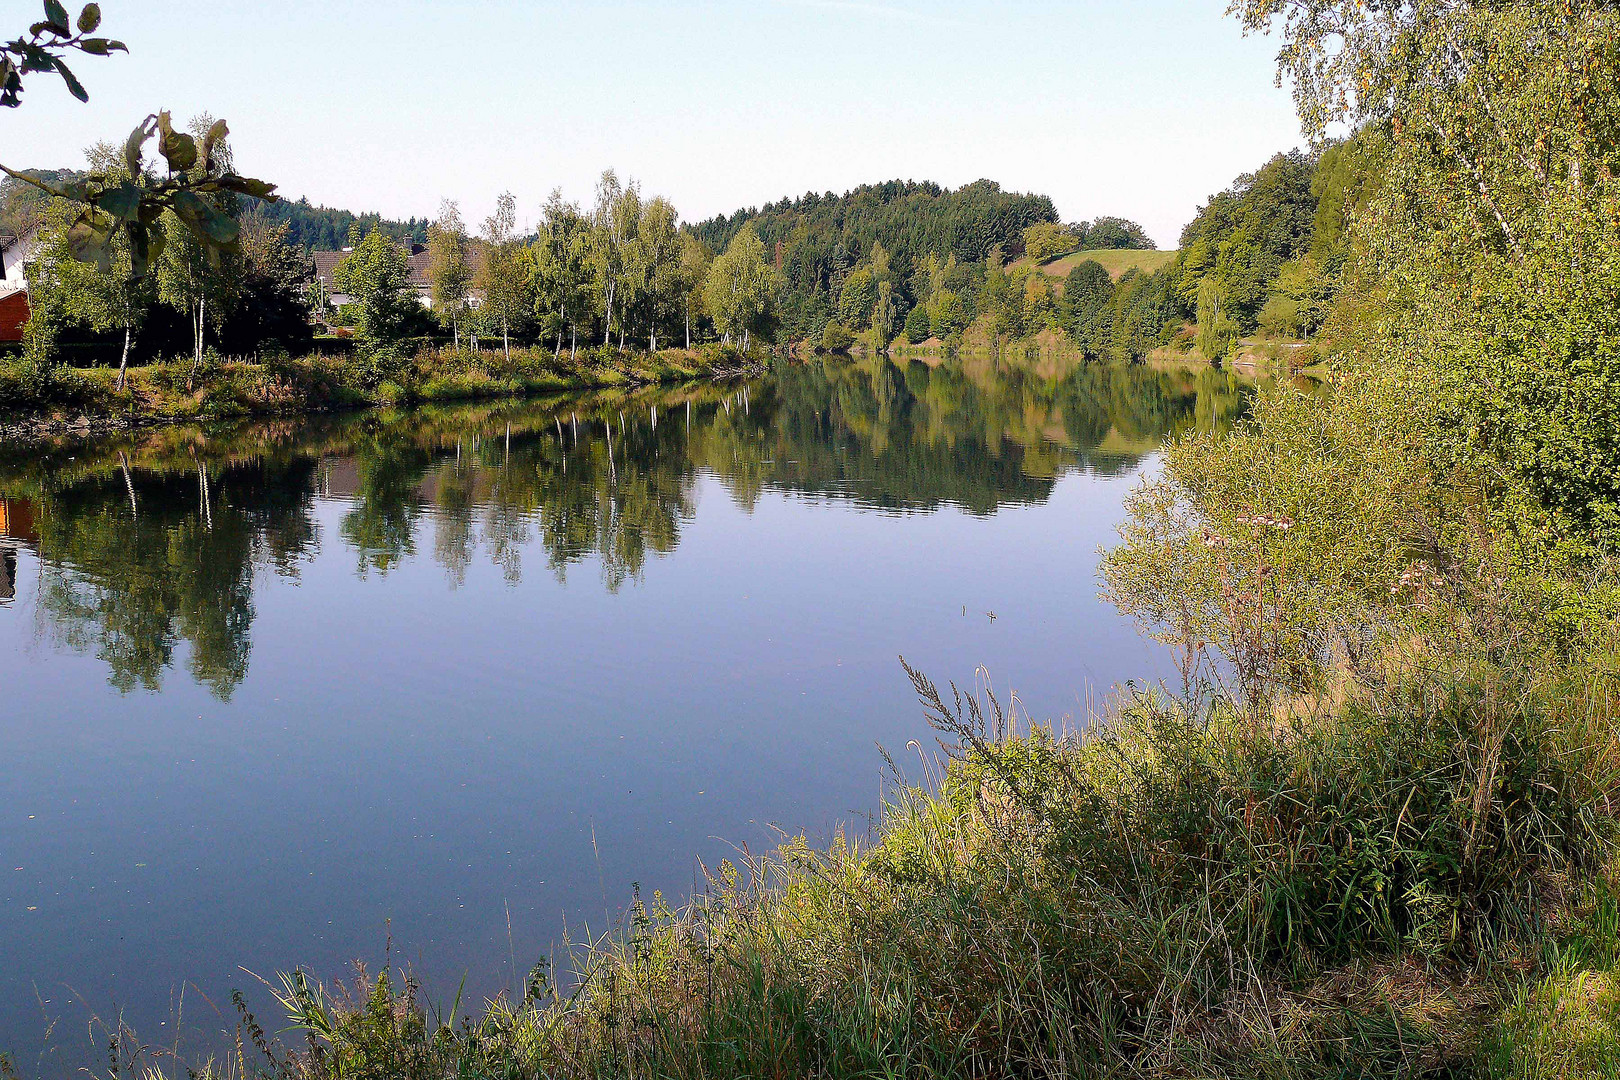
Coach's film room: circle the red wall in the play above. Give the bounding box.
[0,291,28,342]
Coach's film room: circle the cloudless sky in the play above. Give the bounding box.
[6,1,1306,248]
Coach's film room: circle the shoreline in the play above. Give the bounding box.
[0,345,767,443]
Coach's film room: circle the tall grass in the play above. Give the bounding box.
[134,637,1612,1080]
[0,342,765,424]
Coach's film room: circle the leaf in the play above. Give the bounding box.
[160,128,197,173]
[214,175,278,201]
[65,210,112,271]
[43,0,70,35]
[173,189,239,245]
[52,57,86,101]
[78,38,113,55]
[20,44,54,72]
[127,221,164,278]
[77,3,100,33]
[200,118,228,172]
[95,181,141,221]
[122,119,150,177]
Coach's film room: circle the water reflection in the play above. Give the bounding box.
[0,355,1253,698]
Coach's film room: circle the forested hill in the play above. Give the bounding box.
[248,196,429,251]
[695,179,1054,271]
[693,179,1057,343]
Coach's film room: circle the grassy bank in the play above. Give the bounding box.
[1026,248,1180,283]
[69,634,1616,1080]
[0,343,765,434]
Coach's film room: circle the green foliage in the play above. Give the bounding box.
[475,191,532,358]
[702,225,779,348]
[1077,214,1154,250]
[1061,258,1114,357]
[220,215,313,355]
[818,318,853,352]
[1021,220,1079,261]
[254,196,427,252]
[835,264,875,329]
[903,303,931,344]
[694,179,1056,344]
[425,200,470,339]
[332,228,415,376]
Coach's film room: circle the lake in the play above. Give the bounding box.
[0,354,1252,1073]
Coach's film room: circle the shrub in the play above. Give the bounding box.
[820,320,854,352]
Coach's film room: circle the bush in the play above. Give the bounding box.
[820,320,854,352]
[904,305,932,344]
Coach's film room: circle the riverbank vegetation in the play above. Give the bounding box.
[9,0,1620,1076]
[118,0,1620,1077]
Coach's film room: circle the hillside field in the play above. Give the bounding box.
[1024,247,1178,282]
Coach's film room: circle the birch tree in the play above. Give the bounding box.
[428,199,471,349]
[534,188,592,359]
[477,190,529,360]
[702,224,778,350]
[677,232,713,349]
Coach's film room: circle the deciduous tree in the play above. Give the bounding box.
[427,199,471,349]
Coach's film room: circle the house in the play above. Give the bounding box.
[310,240,483,312]
[0,497,38,602]
[0,497,38,544]
[0,225,42,343]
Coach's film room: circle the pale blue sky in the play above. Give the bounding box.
[7,1,1305,247]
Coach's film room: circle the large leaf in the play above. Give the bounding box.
[173,189,239,245]
[65,210,112,271]
[160,129,196,173]
[200,118,228,172]
[214,175,279,201]
[127,221,164,279]
[42,0,70,35]
[154,111,198,173]
[122,119,150,177]
[96,181,140,221]
[76,3,100,33]
[51,57,85,102]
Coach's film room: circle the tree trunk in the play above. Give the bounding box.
[685,306,691,350]
[603,282,615,345]
[743,327,750,351]
[503,317,510,361]
[119,451,137,518]
[650,330,656,353]
[555,306,564,359]
[571,324,577,360]
[116,325,131,391]
[187,301,206,391]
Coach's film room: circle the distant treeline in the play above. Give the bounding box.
[692,179,1060,343]
[1004,135,1382,363]
[1169,138,1377,357]
[250,197,429,252]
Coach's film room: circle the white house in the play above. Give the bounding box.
[1,223,41,295]
[0,224,41,342]
[310,241,483,312]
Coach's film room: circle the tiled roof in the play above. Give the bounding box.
[312,242,479,293]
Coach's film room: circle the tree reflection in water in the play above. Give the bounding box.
[0,354,1256,696]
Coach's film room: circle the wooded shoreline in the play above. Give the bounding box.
[0,341,768,441]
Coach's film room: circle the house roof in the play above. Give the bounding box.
[312,242,485,293]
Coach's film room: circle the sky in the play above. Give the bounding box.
[5,1,1307,248]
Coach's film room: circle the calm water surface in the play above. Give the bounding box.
[0,354,1252,1071]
